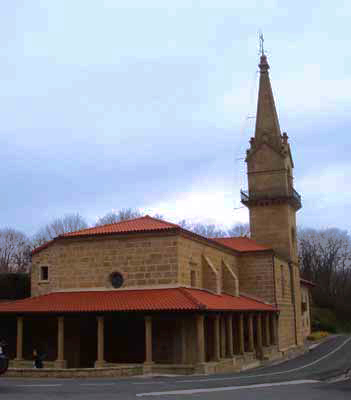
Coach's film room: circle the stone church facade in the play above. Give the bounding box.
[0,52,312,376]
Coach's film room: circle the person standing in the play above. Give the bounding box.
[33,349,43,369]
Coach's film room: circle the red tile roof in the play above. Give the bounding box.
[0,287,276,314]
[62,216,179,238]
[212,237,271,252]
[32,215,272,255]
[300,278,316,288]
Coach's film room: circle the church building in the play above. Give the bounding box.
[0,52,312,376]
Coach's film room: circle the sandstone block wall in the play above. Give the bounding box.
[177,236,239,295]
[250,203,296,262]
[274,256,300,350]
[31,234,178,296]
[247,144,289,196]
[238,252,275,304]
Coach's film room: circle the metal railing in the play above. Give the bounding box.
[240,188,302,206]
[240,190,249,202]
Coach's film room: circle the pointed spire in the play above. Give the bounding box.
[254,44,281,147]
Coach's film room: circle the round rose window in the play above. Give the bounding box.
[110,272,124,288]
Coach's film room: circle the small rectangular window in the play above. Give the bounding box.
[40,266,49,281]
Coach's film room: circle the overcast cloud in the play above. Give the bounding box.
[1,0,350,234]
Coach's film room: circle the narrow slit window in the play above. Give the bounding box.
[190,270,196,287]
[40,266,49,281]
[281,266,285,297]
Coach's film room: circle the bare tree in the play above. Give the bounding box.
[227,223,250,237]
[32,213,88,247]
[95,208,143,226]
[190,223,228,238]
[176,219,250,238]
[298,227,351,310]
[0,228,31,272]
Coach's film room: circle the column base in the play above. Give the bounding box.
[94,360,106,368]
[54,360,67,369]
[12,358,24,368]
[143,362,154,374]
[194,362,207,374]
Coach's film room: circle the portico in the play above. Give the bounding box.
[3,287,278,373]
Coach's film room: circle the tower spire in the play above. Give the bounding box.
[255,38,281,148]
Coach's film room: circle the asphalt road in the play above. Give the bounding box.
[1,334,351,400]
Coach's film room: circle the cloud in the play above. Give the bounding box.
[145,182,249,227]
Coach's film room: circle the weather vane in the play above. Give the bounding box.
[259,32,264,56]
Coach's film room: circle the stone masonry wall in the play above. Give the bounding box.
[177,236,239,294]
[274,256,297,350]
[250,203,294,262]
[238,252,275,304]
[31,234,178,296]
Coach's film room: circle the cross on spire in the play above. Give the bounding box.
[259,33,265,56]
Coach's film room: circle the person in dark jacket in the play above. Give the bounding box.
[33,349,43,369]
[0,340,8,375]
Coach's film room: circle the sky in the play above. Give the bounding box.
[1,0,350,236]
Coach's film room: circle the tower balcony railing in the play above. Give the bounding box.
[240,188,302,209]
[240,190,249,202]
[291,188,302,203]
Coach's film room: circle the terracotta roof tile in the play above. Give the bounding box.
[31,216,272,256]
[212,237,271,252]
[62,216,178,237]
[300,278,316,287]
[31,216,180,255]
[0,287,276,314]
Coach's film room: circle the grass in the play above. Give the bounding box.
[307,331,329,341]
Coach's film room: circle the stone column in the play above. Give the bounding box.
[213,314,220,361]
[265,314,271,346]
[226,314,234,358]
[220,315,226,358]
[248,313,255,352]
[196,314,205,364]
[54,316,66,368]
[95,315,105,368]
[15,316,23,362]
[145,316,153,362]
[181,319,187,364]
[238,313,245,355]
[271,313,278,345]
[256,313,263,358]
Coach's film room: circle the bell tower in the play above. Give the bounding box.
[241,49,302,263]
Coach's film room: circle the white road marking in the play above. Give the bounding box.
[178,336,351,383]
[133,381,166,385]
[136,379,319,396]
[80,383,115,386]
[16,384,63,387]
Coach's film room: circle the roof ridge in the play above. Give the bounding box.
[178,287,207,310]
[61,215,178,236]
[214,236,250,240]
[60,215,149,235]
[142,215,181,228]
